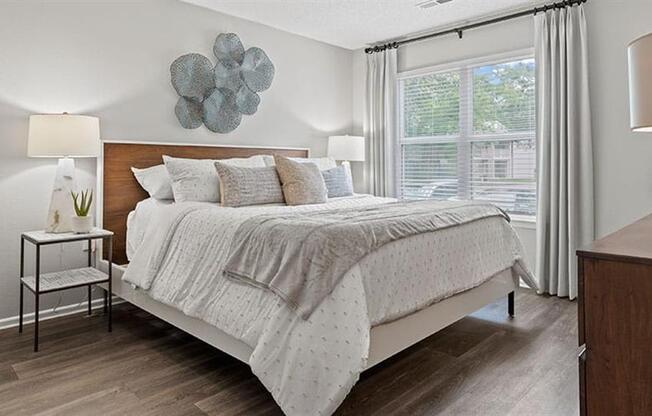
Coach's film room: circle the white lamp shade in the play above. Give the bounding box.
[327,135,365,161]
[628,33,652,132]
[28,114,100,157]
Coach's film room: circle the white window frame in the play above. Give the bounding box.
[396,48,536,223]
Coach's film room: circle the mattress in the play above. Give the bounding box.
[123,194,534,415]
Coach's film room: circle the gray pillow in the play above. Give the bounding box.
[274,155,327,205]
[321,165,353,198]
[214,163,285,207]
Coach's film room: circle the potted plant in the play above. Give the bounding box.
[70,189,93,233]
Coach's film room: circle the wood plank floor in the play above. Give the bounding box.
[0,290,578,415]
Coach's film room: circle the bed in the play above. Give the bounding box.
[96,140,535,416]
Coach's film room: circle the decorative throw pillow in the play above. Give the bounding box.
[321,165,354,198]
[214,163,285,207]
[274,155,328,205]
[163,155,267,203]
[131,164,174,200]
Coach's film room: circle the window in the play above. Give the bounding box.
[398,55,536,217]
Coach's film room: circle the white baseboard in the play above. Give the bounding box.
[0,296,123,330]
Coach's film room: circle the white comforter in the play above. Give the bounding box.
[123,195,534,415]
[126,198,173,261]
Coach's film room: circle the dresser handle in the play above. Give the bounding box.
[578,344,587,362]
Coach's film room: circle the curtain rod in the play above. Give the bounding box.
[364,0,588,54]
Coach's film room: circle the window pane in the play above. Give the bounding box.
[400,142,458,200]
[402,72,460,137]
[470,138,536,216]
[398,56,537,217]
[473,59,535,135]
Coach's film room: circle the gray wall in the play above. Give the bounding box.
[0,0,353,322]
[353,0,652,272]
[585,0,652,237]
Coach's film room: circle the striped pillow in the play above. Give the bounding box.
[214,163,285,207]
[321,165,353,198]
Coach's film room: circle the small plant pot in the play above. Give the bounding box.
[71,215,93,234]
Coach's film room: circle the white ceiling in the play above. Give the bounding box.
[180,0,544,50]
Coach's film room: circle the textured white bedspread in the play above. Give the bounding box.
[126,198,174,261]
[123,195,534,415]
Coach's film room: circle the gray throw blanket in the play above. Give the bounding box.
[223,200,510,319]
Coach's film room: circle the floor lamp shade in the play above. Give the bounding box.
[28,114,100,157]
[628,33,652,132]
[327,135,365,162]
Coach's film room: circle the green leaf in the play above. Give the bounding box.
[71,189,93,217]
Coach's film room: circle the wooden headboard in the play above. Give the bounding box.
[102,141,309,264]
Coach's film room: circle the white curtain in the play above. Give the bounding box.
[364,48,398,197]
[534,5,593,300]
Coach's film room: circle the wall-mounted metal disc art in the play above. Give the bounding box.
[170,33,275,133]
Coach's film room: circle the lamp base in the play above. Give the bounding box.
[45,158,76,233]
[341,160,354,190]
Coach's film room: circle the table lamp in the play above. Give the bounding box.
[327,135,365,163]
[28,113,100,233]
[628,32,652,132]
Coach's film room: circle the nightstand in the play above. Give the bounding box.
[19,228,114,352]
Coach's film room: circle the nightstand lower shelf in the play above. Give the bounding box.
[21,267,109,294]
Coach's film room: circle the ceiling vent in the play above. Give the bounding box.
[416,0,453,8]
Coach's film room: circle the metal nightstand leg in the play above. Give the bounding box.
[19,237,24,334]
[87,239,92,316]
[34,244,40,352]
[102,236,108,315]
[19,284,23,333]
[87,287,92,316]
[107,236,113,333]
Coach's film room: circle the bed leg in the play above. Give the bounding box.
[508,291,515,318]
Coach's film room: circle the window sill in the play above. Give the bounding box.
[510,215,536,230]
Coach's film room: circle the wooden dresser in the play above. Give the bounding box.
[577,214,652,415]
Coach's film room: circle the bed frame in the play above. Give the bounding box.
[96,140,517,370]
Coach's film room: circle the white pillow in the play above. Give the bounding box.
[163,155,267,203]
[264,156,337,171]
[131,165,174,200]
